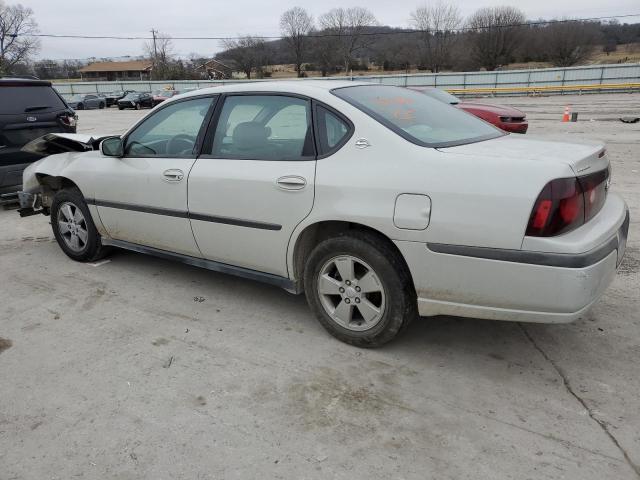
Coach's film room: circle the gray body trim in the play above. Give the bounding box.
[85,198,282,231]
[100,238,296,291]
[427,210,629,268]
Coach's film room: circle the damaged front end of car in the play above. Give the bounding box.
[17,133,108,218]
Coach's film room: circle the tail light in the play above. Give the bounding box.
[59,113,77,128]
[526,168,609,237]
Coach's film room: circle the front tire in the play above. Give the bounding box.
[135,103,141,110]
[76,103,84,110]
[51,188,109,262]
[304,232,416,347]
[99,102,105,109]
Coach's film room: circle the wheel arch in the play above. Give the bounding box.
[288,220,415,293]
[35,174,84,197]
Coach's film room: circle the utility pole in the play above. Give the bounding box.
[150,28,158,80]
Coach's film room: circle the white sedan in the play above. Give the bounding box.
[18,81,629,347]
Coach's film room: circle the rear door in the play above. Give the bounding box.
[188,94,316,277]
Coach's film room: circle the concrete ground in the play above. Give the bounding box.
[1,93,639,479]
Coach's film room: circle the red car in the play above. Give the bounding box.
[411,87,528,134]
[152,90,180,106]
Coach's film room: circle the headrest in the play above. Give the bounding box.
[232,122,270,149]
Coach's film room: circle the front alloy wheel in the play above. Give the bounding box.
[50,188,109,262]
[317,255,386,331]
[56,201,89,253]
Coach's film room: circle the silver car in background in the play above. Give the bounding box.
[66,94,106,110]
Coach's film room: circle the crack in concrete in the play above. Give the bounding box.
[519,324,640,478]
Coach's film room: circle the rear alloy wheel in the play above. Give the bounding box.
[51,188,109,262]
[304,232,416,347]
[317,255,386,331]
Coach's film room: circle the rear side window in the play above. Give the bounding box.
[333,85,503,148]
[315,105,352,156]
[209,95,314,161]
[0,86,67,114]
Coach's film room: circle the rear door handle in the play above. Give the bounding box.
[163,169,184,182]
[276,175,307,190]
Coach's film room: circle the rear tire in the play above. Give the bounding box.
[50,188,109,262]
[118,106,124,110]
[304,231,416,347]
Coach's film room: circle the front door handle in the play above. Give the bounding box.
[276,175,307,190]
[163,169,184,182]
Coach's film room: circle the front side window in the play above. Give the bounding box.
[125,97,214,157]
[210,95,313,160]
[333,85,503,148]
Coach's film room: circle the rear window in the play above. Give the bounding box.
[333,85,504,148]
[0,85,67,114]
[421,88,460,105]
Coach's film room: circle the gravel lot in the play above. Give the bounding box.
[1,93,639,479]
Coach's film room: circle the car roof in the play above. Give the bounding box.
[0,77,52,87]
[177,80,370,99]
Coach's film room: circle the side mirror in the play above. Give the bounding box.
[100,136,124,157]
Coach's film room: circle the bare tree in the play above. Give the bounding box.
[466,6,526,71]
[544,20,598,67]
[0,0,40,75]
[280,7,313,77]
[220,36,268,79]
[319,7,377,74]
[410,2,461,72]
[309,32,339,77]
[144,32,174,80]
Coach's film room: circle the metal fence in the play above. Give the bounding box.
[52,63,640,99]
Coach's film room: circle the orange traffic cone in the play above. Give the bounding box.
[562,105,571,122]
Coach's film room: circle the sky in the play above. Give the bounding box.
[16,0,640,60]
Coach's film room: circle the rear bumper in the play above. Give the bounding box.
[397,197,629,323]
[501,122,528,134]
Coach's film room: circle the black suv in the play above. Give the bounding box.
[0,78,77,195]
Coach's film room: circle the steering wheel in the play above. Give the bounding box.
[167,134,197,155]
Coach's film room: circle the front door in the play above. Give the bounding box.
[188,94,316,276]
[94,95,216,256]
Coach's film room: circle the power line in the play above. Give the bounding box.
[14,13,640,41]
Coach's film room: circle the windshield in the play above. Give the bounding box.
[333,85,503,148]
[420,88,460,105]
